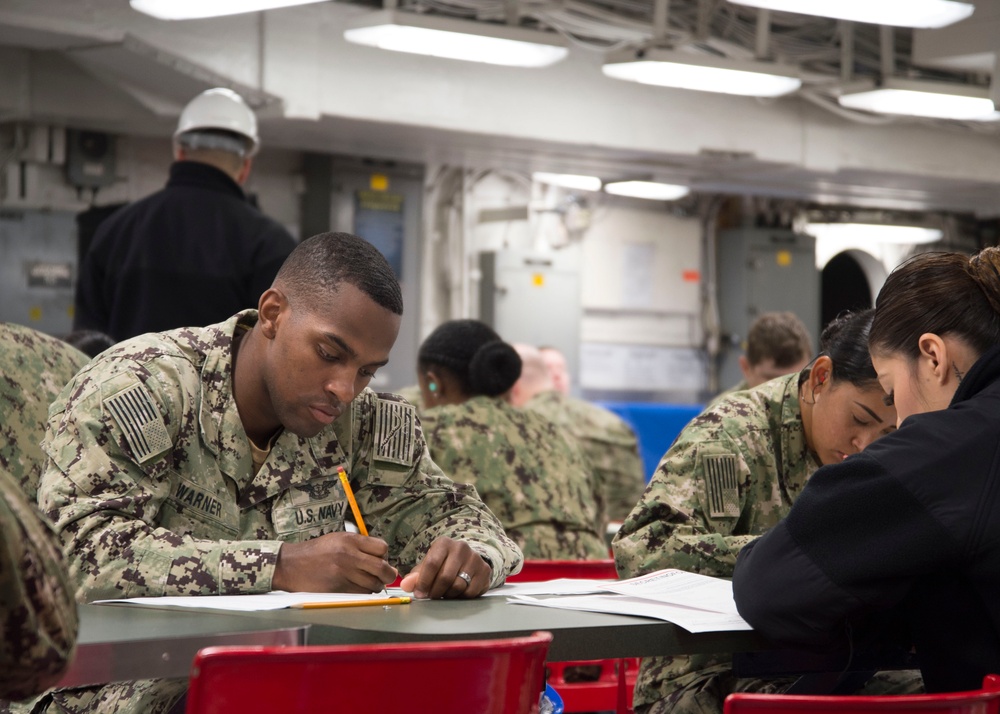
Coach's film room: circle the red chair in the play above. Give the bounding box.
[724,674,1000,714]
[185,631,552,714]
[507,559,637,714]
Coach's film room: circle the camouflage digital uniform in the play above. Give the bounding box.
[421,396,608,560]
[701,379,749,414]
[18,311,522,714]
[0,323,89,503]
[524,390,646,522]
[613,374,817,714]
[0,465,78,701]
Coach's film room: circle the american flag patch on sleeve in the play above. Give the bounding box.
[374,399,415,466]
[105,382,171,464]
[703,454,740,518]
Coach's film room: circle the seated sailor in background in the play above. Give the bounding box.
[511,343,646,524]
[417,320,608,560]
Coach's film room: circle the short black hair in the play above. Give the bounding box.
[275,232,403,315]
[418,319,521,397]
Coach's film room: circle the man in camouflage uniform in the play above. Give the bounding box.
[18,233,522,714]
[0,464,78,701]
[705,311,812,412]
[421,395,608,560]
[512,344,646,522]
[0,323,89,502]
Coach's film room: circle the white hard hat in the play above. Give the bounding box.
[174,88,259,155]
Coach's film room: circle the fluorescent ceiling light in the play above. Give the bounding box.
[344,10,568,68]
[603,48,801,98]
[839,79,997,121]
[726,0,973,29]
[604,181,690,201]
[532,172,602,191]
[130,0,326,20]
[804,223,942,244]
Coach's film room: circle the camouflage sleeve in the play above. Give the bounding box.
[39,365,280,601]
[612,415,760,579]
[598,428,648,523]
[349,393,523,588]
[0,467,78,700]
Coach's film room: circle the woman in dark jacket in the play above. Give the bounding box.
[733,247,1000,693]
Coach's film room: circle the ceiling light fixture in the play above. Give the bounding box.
[344,10,569,68]
[604,181,690,201]
[602,48,801,98]
[804,223,943,245]
[130,0,326,20]
[726,0,974,29]
[838,79,997,121]
[532,172,602,191]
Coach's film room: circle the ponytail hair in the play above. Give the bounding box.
[869,249,1000,359]
[417,319,522,398]
[799,309,878,389]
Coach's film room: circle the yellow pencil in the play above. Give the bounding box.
[337,466,368,537]
[291,596,411,610]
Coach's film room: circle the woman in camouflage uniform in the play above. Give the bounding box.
[613,310,905,713]
[417,320,607,560]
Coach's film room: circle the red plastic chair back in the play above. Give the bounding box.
[507,559,636,714]
[724,674,1000,714]
[507,559,619,582]
[185,631,552,714]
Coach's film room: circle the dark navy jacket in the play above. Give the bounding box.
[734,345,1000,692]
[74,161,296,341]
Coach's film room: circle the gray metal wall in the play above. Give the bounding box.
[0,209,76,336]
[717,228,820,390]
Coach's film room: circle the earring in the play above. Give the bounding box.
[428,382,438,392]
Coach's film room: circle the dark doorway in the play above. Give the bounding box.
[822,252,872,328]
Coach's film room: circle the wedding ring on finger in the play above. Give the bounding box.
[457,571,472,586]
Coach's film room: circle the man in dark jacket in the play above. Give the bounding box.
[74,87,296,341]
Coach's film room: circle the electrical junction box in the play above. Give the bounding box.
[65,130,116,190]
[716,228,820,390]
[479,248,582,383]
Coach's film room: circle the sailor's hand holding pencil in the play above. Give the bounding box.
[270,468,398,593]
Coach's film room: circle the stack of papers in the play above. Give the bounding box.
[505,569,752,633]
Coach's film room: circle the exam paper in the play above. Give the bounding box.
[507,568,753,633]
[509,594,753,633]
[482,578,615,597]
[92,590,396,612]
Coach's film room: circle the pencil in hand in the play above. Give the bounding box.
[337,466,368,536]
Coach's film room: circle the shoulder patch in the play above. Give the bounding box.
[374,398,415,466]
[703,453,740,519]
[104,382,171,464]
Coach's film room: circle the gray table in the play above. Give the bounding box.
[58,604,308,687]
[81,595,768,666]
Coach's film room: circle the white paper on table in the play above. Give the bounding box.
[483,578,615,597]
[602,569,742,615]
[92,590,398,612]
[509,594,753,633]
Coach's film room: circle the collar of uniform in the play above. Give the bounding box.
[166,160,246,201]
[530,390,564,409]
[199,310,258,465]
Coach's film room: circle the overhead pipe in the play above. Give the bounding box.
[754,9,771,60]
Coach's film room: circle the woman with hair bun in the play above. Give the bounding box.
[614,309,907,714]
[734,247,1000,694]
[417,319,607,560]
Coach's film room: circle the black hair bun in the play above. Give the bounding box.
[468,341,523,397]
